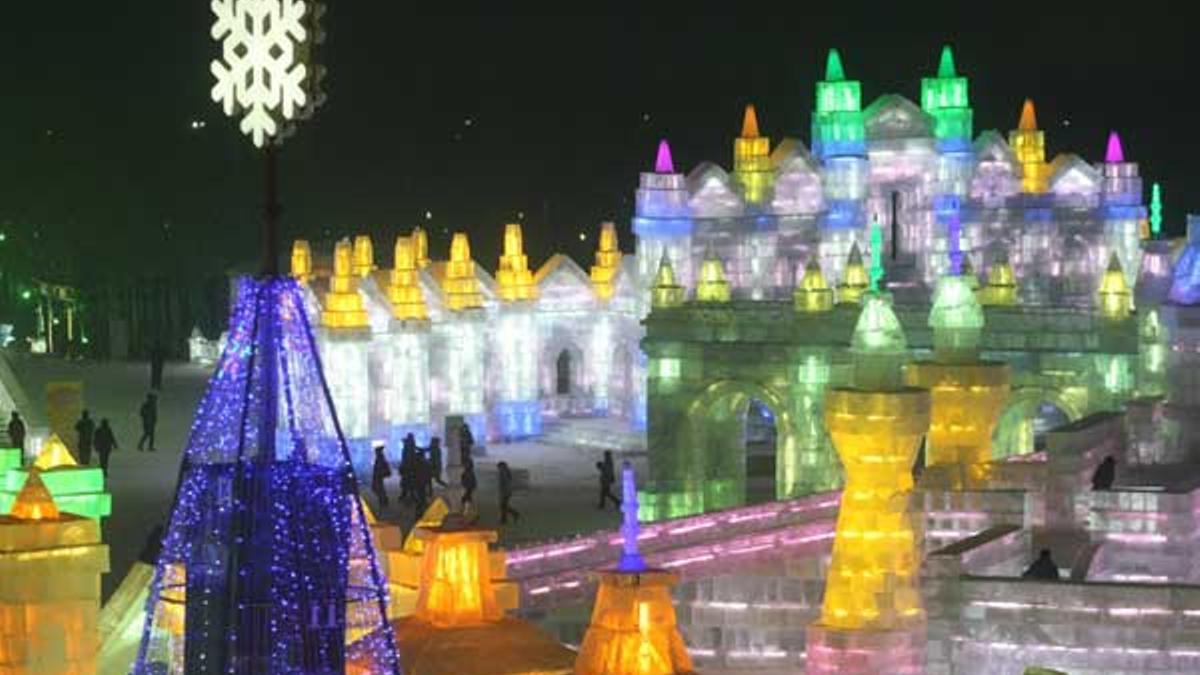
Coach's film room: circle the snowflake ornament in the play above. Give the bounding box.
[211,0,324,148]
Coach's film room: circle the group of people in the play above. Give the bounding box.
[73,410,119,474]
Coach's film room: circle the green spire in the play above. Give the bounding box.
[929,275,985,363]
[850,294,908,391]
[937,45,956,77]
[1151,182,1163,238]
[825,48,845,81]
[869,220,885,292]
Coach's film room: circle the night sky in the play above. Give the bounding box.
[3,7,1195,284]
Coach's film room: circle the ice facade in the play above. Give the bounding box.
[270,223,645,469]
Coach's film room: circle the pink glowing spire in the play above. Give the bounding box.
[1105,130,1125,163]
[654,139,675,173]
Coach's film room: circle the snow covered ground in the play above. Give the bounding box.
[4,352,645,600]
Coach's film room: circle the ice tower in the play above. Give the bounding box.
[695,248,731,303]
[591,222,622,301]
[807,293,929,675]
[1098,252,1133,321]
[906,276,1010,486]
[134,278,399,674]
[494,224,541,438]
[575,463,694,675]
[634,140,694,298]
[794,259,834,313]
[836,242,870,305]
[439,233,487,437]
[651,253,685,310]
[732,104,772,204]
[1101,131,1145,285]
[1010,99,1048,194]
[814,49,869,277]
[384,234,432,445]
[923,46,974,282]
[291,239,313,283]
[319,238,372,462]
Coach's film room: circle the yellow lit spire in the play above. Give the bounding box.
[290,239,313,283]
[352,235,375,278]
[443,232,484,311]
[388,236,428,320]
[496,224,537,302]
[32,433,77,470]
[795,258,834,313]
[651,252,685,309]
[1098,252,1133,320]
[590,222,622,301]
[981,255,1017,306]
[411,226,431,268]
[321,238,370,329]
[837,243,870,305]
[9,470,59,521]
[734,103,772,203]
[1009,98,1048,193]
[695,247,731,303]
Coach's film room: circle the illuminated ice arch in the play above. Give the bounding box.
[991,385,1086,459]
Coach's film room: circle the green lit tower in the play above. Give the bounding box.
[812,48,865,161]
[1151,182,1163,238]
[920,45,972,153]
[813,48,868,287]
[923,45,975,281]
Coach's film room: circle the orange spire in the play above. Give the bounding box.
[10,470,60,520]
[1018,98,1038,131]
[741,104,760,138]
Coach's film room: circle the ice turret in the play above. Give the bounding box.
[1010,99,1048,193]
[388,235,428,320]
[443,233,484,311]
[651,252,685,309]
[928,275,985,363]
[981,254,1018,306]
[290,239,312,283]
[635,140,694,292]
[849,293,908,391]
[794,259,833,313]
[812,48,865,160]
[733,104,772,203]
[921,45,973,152]
[321,238,370,329]
[1098,252,1133,320]
[411,226,431,268]
[590,222,622,301]
[352,234,375,277]
[496,224,537,302]
[695,247,731,303]
[837,242,870,305]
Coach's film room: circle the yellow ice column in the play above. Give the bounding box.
[321,239,370,329]
[443,233,484,311]
[411,226,432,268]
[733,104,772,203]
[694,248,731,303]
[591,222,622,301]
[1098,252,1133,320]
[794,258,834,313]
[0,471,110,674]
[905,276,1010,486]
[496,224,537,302]
[981,256,1018,306]
[650,253,684,310]
[808,294,928,674]
[290,239,313,283]
[1009,98,1048,193]
[352,235,375,278]
[388,236,429,321]
[837,242,870,305]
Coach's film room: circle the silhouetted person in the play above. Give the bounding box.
[75,410,96,465]
[371,445,392,510]
[399,434,419,503]
[460,423,475,465]
[412,454,431,517]
[7,412,25,454]
[150,342,166,391]
[138,393,158,451]
[461,458,477,508]
[1022,549,1061,580]
[138,524,165,565]
[428,437,447,488]
[1092,455,1116,491]
[596,459,620,510]
[498,461,520,524]
[94,419,117,475]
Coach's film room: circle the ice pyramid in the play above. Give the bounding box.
[133,277,400,674]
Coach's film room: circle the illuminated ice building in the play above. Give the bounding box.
[288,222,646,465]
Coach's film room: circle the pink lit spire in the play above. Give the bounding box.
[1105,130,1125,163]
[654,139,675,173]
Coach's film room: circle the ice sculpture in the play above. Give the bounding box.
[1098,252,1133,320]
[794,258,833,313]
[695,248,731,303]
[591,222,622,301]
[1010,99,1048,193]
[836,242,869,305]
[651,252,685,309]
[290,239,313,282]
[1,434,112,520]
[733,104,772,204]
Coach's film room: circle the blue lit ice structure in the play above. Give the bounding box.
[1168,217,1200,305]
[133,278,400,674]
[616,461,648,573]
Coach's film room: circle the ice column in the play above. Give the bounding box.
[1101,131,1145,285]
[439,233,487,438]
[494,224,541,438]
[320,238,372,463]
[634,140,694,310]
[385,235,431,445]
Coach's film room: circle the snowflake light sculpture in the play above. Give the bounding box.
[211,0,324,148]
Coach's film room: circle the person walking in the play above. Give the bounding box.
[94,419,117,476]
[460,423,475,466]
[138,393,158,451]
[461,458,478,509]
[74,410,96,465]
[497,461,520,525]
[7,412,25,454]
[596,459,621,510]
[371,445,392,511]
[399,434,418,504]
[427,437,447,488]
